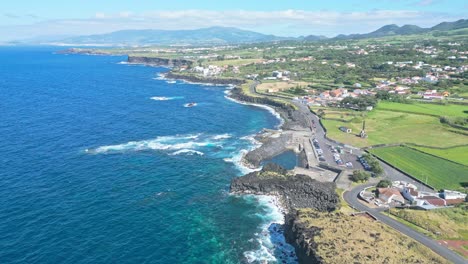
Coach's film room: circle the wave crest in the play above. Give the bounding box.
[86,134,230,155]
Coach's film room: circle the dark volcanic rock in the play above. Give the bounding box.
[127,56,193,67]
[244,134,291,167]
[284,210,323,264]
[230,164,339,263]
[230,164,339,212]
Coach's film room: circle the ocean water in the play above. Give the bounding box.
[0,47,297,263]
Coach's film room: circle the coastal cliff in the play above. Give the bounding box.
[127,56,193,67]
[284,210,323,263]
[230,164,339,263]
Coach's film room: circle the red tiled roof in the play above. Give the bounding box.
[423,197,446,207]
[445,198,465,205]
[407,187,418,196]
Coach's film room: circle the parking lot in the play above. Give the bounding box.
[311,137,364,171]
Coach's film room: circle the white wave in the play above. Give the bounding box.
[170,149,204,156]
[212,133,232,140]
[86,133,231,155]
[117,61,129,64]
[243,195,298,264]
[166,80,177,84]
[150,96,184,101]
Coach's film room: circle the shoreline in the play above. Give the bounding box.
[158,69,299,263]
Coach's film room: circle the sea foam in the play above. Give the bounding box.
[243,195,298,264]
[86,134,228,155]
[150,96,184,101]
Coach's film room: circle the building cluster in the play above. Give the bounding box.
[263,70,291,81]
[365,181,466,210]
[297,87,374,107]
[191,65,225,77]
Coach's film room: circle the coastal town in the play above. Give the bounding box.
[61,20,468,263]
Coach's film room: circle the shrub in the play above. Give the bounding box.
[351,170,371,182]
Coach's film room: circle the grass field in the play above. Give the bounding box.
[389,205,468,241]
[377,101,468,117]
[369,146,468,190]
[414,146,468,166]
[321,109,468,148]
[296,209,449,264]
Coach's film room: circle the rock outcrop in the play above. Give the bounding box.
[230,164,339,263]
[127,56,193,67]
[230,164,339,211]
[284,210,323,264]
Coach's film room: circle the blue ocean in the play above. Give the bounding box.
[0,47,297,263]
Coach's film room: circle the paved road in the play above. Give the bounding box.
[344,185,466,264]
[247,84,465,263]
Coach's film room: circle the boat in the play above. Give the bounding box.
[184,102,197,107]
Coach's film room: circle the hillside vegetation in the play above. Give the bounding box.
[295,209,450,264]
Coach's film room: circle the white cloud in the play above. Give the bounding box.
[0,9,466,42]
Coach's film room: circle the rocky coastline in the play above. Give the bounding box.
[230,164,339,263]
[127,56,194,67]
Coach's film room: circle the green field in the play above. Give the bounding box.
[370,146,468,190]
[321,110,468,148]
[207,58,261,67]
[414,146,468,166]
[377,101,468,117]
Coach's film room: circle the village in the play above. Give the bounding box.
[169,40,467,107]
[360,181,467,209]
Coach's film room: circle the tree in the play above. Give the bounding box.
[377,179,392,188]
[317,109,325,118]
[362,153,384,176]
[351,170,371,182]
[375,90,391,100]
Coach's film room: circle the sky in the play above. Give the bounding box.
[1,0,467,42]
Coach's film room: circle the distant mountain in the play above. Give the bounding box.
[431,19,468,31]
[47,27,291,46]
[306,19,467,41]
[332,24,428,40]
[13,19,468,46]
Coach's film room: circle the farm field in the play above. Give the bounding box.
[321,109,468,148]
[377,101,468,117]
[414,146,468,166]
[370,146,468,190]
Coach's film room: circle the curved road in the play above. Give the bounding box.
[344,185,466,264]
[248,82,465,263]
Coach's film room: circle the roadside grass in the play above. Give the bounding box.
[388,206,468,241]
[414,146,468,166]
[336,188,354,214]
[377,101,468,118]
[369,146,468,190]
[296,209,449,264]
[321,110,468,148]
[385,212,434,238]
